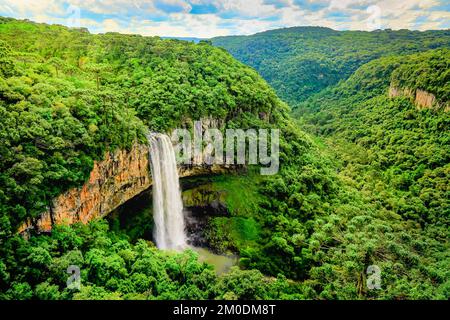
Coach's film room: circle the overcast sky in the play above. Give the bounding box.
[0,0,449,38]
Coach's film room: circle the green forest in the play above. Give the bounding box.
[212,27,450,104]
[0,17,449,300]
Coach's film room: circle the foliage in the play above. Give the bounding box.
[0,17,288,235]
[0,17,448,301]
[0,220,307,300]
[213,27,450,104]
[289,49,450,299]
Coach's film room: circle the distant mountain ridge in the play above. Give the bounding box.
[161,36,205,43]
[212,27,450,105]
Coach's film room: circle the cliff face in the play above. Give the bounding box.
[182,184,226,208]
[19,119,231,234]
[19,144,230,234]
[415,89,437,110]
[389,85,449,111]
[19,144,151,234]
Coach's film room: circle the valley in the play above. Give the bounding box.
[0,17,448,301]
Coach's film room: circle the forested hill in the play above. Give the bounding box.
[0,16,291,235]
[212,27,450,105]
[290,50,449,299]
[296,48,449,221]
[1,17,449,301]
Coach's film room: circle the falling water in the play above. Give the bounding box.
[147,133,187,250]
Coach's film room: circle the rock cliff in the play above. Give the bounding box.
[389,85,449,111]
[19,144,151,234]
[19,119,231,234]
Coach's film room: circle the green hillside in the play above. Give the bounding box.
[212,27,450,104]
[0,16,290,234]
[0,17,332,300]
[0,18,448,300]
[295,49,450,224]
[292,49,450,299]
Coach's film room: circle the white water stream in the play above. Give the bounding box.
[147,133,187,250]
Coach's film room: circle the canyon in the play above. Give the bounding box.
[18,138,231,235]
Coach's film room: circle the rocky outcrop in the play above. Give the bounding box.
[182,183,230,248]
[19,118,232,234]
[388,86,415,100]
[389,85,449,111]
[19,144,151,234]
[182,184,227,209]
[415,89,437,110]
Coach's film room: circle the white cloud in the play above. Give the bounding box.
[0,0,448,37]
[0,0,65,17]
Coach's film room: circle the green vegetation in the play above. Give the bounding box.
[205,216,260,254]
[390,50,450,102]
[208,172,263,217]
[295,49,450,225]
[290,49,450,299]
[182,173,264,254]
[0,18,449,300]
[212,27,450,104]
[0,17,317,300]
[0,16,288,236]
[213,34,450,298]
[0,220,309,300]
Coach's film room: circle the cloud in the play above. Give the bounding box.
[0,0,65,18]
[0,0,448,37]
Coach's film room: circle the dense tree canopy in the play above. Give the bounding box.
[0,17,290,235]
[212,27,450,104]
[0,18,449,300]
[290,50,450,299]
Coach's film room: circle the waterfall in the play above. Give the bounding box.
[147,133,187,250]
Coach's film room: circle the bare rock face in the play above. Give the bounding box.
[388,86,415,99]
[19,118,231,234]
[415,89,437,110]
[19,144,151,234]
[389,85,448,111]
